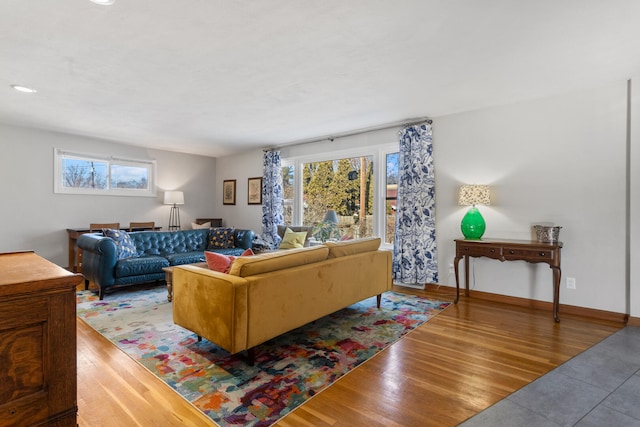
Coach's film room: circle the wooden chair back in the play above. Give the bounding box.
[128,222,155,232]
[89,223,120,232]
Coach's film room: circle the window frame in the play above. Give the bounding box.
[54,148,157,197]
[282,142,397,248]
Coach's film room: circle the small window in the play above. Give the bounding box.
[54,149,156,197]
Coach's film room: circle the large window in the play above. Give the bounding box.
[385,152,399,245]
[54,149,156,197]
[282,165,294,225]
[301,156,374,239]
[282,144,398,246]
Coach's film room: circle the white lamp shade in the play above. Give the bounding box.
[164,190,184,205]
[458,185,490,206]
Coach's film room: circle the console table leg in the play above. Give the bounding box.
[464,255,470,297]
[453,256,462,304]
[552,266,561,323]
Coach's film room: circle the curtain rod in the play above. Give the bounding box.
[263,117,432,152]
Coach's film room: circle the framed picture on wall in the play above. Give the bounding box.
[247,177,262,205]
[223,179,236,205]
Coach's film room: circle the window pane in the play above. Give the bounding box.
[55,149,156,197]
[282,165,294,224]
[110,164,149,189]
[302,156,374,240]
[386,152,399,245]
[62,158,108,189]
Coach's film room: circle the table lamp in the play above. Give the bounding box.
[458,185,490,240]
[323,209,339,223]
[164,190,184,230]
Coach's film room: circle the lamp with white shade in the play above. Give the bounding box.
[458,185,490,240]
[164,191,184,230]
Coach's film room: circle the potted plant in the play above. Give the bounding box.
[313,221,341,242]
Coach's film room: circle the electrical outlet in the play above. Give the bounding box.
[566,277,576,290]
[449,264,454,275]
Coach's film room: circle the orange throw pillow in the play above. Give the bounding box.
[205,249,254,273]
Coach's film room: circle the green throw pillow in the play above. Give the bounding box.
[279,228,307,249]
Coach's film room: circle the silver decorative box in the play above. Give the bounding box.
[533,225,562,243]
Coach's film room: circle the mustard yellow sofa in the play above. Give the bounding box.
[172,237,391,360]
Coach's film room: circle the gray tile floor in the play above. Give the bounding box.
[459,326,640,427]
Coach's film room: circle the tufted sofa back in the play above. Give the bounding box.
[130,229,209,256]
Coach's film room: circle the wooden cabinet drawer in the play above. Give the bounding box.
[502,247,554,262]
[459,244,502,259]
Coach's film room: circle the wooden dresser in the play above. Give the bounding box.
[0,251,82,426]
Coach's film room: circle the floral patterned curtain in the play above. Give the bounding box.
[261,150,284,248]
[393,123,438,287]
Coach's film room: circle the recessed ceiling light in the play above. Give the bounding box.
[89,0,114,5]
[11,84,37,94]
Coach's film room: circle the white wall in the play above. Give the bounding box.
[216,80,630,314]
[213,149,265,231]
[435,80,628,313]
[630,77,640,318]
[0,123,217,267]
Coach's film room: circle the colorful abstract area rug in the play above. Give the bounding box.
[77,286,450,426]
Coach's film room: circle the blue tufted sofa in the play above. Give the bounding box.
[77,228,254,299]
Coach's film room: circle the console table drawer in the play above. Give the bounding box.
[502,247,554,262]
[459,244,501,259]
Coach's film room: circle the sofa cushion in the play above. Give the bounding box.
[114,255,169,278]
[279,228,307,249]
[130,229,209,256]
[234,229,255,250]
[165,251,206,266]
[207,227,235,249]
[324,237,381,258]
[103,228,137,259]
[228,246,329,277]
[205,248,254,273]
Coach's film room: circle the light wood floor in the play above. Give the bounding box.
[76,285,623,426]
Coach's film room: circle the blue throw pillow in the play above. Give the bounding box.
[207,227,235,249]
[102,228,138,259]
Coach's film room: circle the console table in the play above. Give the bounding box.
[453,239,563,322]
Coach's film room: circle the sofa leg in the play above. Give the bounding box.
[99,287,104,300]
[376,294,382,308]
[246,348,255,366]
[197,335,202,342]
[84,279,89,290]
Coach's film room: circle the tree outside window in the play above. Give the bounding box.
[301,155,374,240]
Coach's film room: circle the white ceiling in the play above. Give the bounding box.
[2,1,640,158]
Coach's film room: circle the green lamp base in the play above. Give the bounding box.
[461,206,486,240]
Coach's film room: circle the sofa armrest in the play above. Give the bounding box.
[76,233,118,287]
[234,229,255,250]
[172,265,249,354]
